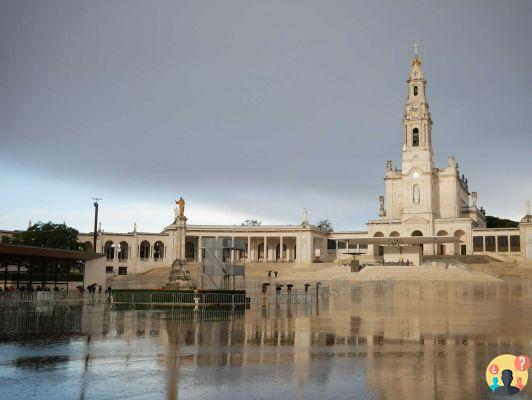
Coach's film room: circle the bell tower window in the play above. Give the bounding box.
[412,128,419,146]
[413,86,418,96]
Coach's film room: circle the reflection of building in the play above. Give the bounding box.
[2,50,531,275]
[71,281,531,399]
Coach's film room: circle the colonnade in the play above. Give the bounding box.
[190,235,299,263]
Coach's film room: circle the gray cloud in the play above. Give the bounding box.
[1,0,531,231]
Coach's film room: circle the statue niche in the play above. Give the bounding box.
[413,184,421,205]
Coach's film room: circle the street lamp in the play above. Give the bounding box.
[91,198,102,253]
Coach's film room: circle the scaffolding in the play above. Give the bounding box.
[199,238,246,290]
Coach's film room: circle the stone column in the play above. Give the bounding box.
[279,236,283,261]
[295,235,300,263]
[230,236,235,263]
[174,215,187,261]
[264,236,267,262]
[198,236,202,263]
[247,236,251,262]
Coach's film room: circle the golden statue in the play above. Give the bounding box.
[176,197,185,216]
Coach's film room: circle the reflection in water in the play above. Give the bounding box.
[1,281,532,399]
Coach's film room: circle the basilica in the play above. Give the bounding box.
[72,51,531,275]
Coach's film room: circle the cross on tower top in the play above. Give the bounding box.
[413,42,421,57]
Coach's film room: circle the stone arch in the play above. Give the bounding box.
[139,240,150,259]
[436,230,448,255]
[454,230,467,255]
[83,241,93,253]
[373,232,384,256]
[104,241,114,260]
[411,230,424,255]
[154,241,165,260]
[185,242,194,260]
[389,231,400,237]
[118,241,129,260]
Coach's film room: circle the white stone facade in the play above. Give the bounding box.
[77,221,332,276]
[367,53,487,256]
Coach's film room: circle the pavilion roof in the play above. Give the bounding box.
[0,243,104,261]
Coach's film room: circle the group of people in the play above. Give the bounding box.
[76,284,111,294]
[261,282,321,295]
[267,270,279,279]
[0,284,110,294]
[1,284,60,292]
[84,283,102,294]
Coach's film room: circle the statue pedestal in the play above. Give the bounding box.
[165,258,193,289]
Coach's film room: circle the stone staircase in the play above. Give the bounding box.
[109,262,201,289]
[109,266,172,289]
[424,255,501,264]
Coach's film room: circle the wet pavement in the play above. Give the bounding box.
[1,281,532,399]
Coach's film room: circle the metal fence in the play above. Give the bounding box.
[0,291,108,313]
[110,291,248,310]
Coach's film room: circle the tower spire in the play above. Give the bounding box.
[402,44,433,172]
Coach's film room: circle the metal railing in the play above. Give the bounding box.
[0,291,109,313]
[111,291,248,310]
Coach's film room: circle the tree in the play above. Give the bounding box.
[316,219,333,232]
[241,219,262,226]
[1,221,84,251]
[486,216,519,228]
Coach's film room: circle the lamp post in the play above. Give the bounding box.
[91,198,102,253]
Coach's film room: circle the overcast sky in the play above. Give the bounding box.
[1,0,531,233]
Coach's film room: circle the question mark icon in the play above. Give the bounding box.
[514,355,530,371]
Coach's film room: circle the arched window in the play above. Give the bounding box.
[154,241,165,260]
[373,232,384,256]
[139,240,150,259]
[104,241,114,260]
[412,128,419,146]
[118,241,129,260]
[83,241,93,253]
[413,86,418,96]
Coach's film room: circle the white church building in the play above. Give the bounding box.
[7,51,528,276]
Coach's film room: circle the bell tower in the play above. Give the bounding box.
[402,43,433,173]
